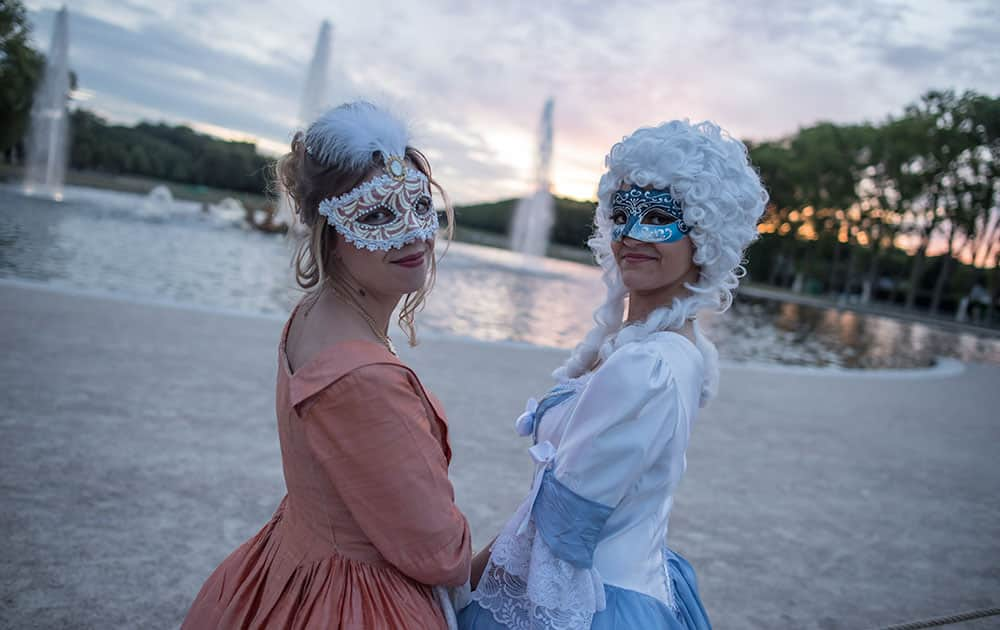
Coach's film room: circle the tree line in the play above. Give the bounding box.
[749,90,999,320]
[67,110,272,194]
[0,0,45,156]
[1,1,271,194]
[2,0,997,323]
[458,90,1000,323]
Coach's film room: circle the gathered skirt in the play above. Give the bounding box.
[182,500,447,630]
[457,548,710,630]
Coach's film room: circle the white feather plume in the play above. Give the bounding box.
[304,102,410,169]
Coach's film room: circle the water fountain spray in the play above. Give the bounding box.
[272,20,334,233]
[23,6,70,201]
[298,21,333,127]
[510,98,555,256]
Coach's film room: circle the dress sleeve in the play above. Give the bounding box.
[470,342,681,629]
[301,364,472,587]
[551,340,679,510]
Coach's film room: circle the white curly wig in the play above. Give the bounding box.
[552,119,768,406]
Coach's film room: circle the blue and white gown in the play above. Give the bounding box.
[458,332,712,630]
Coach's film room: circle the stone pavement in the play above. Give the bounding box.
[2,281,998,629]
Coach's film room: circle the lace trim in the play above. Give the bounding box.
[328,219,439,251]
[471,496,605,630]
[323,168,429,207]
[661,544,678,614]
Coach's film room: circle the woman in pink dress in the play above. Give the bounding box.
[182,102,471,629]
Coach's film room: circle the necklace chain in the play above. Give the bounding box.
[328,282,397,356]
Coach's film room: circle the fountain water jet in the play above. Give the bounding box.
[208,197,248,227]
[23,6,71,201]
[510,98,555,257]
[272,20,334,234]
[298,21,333,126]
[138,185,175,220]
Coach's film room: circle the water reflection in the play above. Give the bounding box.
[2,185,998,369]
[427,243,603,349]
[716,295,1000,368]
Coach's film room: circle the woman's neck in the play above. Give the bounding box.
[323,282,400,335]
[362,289,400,333]
[625,269,698,324]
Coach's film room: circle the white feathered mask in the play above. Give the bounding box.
[306,102,439,251]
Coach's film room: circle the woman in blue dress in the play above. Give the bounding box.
[455,119,767,629]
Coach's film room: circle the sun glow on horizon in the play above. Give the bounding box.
[186,121,289,156]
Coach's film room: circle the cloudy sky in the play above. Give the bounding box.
[26,0,1000,203]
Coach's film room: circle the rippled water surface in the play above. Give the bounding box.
[2,185,997,368]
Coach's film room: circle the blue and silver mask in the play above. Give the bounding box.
[610,185,690,244]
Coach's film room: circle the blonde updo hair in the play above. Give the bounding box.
[275,102,454,346]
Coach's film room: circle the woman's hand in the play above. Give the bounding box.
[470,536,498,589]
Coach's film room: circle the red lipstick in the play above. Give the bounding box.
[391,252,425,268]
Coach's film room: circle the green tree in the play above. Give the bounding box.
[954,94,1000,319]
[857,114,926,304]
[0,0,45,158]
[744,89,999,322]
[750,124,871,293]
[793,123,872,296]
[892,91,960,310]
[128,144,151,175]
[896,91,996,313]
[65,109,273,194]
[750,139,801,286]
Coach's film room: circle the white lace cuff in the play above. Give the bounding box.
[470,493,606,630]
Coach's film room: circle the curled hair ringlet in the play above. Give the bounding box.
[553,119,768,407]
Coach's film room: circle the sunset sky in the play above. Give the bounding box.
[26,0,1000,203]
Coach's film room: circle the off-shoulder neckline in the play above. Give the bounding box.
[280,299,398,380]
[282,337,397,380]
